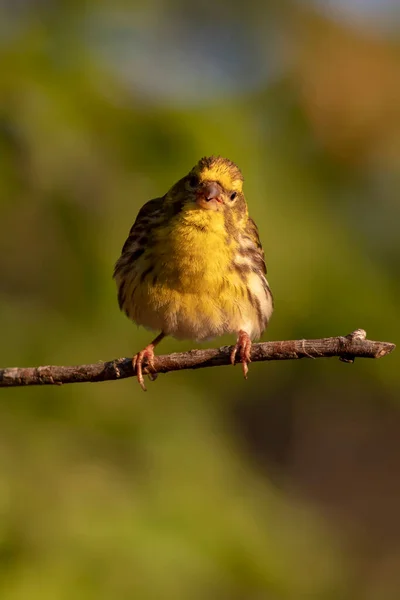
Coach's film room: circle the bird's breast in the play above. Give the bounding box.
[155,209,233,291]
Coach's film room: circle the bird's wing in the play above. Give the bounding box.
[243,217,274,330]
[121,197,165,254]
[243,217,268,275]
[113,196,165,282]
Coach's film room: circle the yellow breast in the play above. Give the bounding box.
[156,207,232,292]
[121,207,267,341]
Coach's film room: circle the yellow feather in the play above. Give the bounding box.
[114,156,273,344]
[198,166,243,193]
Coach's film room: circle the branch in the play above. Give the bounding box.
[0,329,395,388]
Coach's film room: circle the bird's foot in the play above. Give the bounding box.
[132,345,157,391]
[230,330,252,379]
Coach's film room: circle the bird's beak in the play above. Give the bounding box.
[196,181,223,209]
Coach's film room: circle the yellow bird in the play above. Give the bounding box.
[114,156,273,390]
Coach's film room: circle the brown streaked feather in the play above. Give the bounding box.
[238,217,274,322]
[197,156,244,183]
[114,196,165,280]
[122,197,164,249]
[243,217,267,275]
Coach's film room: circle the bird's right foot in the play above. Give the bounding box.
[132,345,157,391]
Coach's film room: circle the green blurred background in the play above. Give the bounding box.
[0,0,399,598]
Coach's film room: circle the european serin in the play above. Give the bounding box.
[114,156,273,390]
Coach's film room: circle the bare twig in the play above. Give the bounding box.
[0,329,395,388]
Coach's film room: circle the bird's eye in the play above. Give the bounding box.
[188,175,198,188]
[230,191,237,201]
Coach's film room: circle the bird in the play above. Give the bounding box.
[114,156,273,390]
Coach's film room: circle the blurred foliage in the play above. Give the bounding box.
[0,0,399,598]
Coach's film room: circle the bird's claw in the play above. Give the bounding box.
[132,345,157,391]
[230,331,252,379]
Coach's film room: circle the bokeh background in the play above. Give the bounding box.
[0,0,399,598]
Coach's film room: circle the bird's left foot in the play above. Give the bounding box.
[132,332,165,391]
[132,345,157,391]
[230,330,252,379]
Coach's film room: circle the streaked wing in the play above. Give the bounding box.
[121,196,165,256]
[240,216,274,334]
[113,196,165,305]
[243,217,268,276]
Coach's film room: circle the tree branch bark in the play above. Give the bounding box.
[0,329,395,388]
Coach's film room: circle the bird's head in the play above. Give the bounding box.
[168,156,247,221]
[186,156,245,213]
